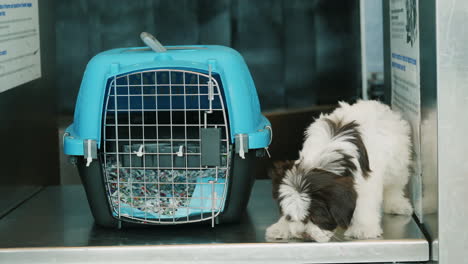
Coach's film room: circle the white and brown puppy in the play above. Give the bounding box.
[266,100,413,242]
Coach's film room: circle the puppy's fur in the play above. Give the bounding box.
[266,100,413,242]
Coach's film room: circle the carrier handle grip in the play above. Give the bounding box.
[140,32,167,53]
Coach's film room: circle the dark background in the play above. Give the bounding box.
[1,0,362,187]
[56,0,361,114]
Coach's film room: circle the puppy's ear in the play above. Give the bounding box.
[268,160,295,199]
[308,200,337,231]
[327,177,357,228]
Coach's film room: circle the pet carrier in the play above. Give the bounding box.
[63,34,272,228]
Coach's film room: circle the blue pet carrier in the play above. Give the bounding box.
[63,34,272,227]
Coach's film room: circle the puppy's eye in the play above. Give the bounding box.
[285,215,292,221]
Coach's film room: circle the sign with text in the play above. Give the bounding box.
[390,0,422,220]
[0,0,41,93]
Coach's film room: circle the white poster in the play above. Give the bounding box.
[389,0,422,220]
[0,0,41,93]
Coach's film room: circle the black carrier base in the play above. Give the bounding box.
[77,152,257,228]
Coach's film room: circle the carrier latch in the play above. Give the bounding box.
[207,62,215,114]
[134,145,145,157]
[235,134,249,159]
[84,139,97,167]
[176,145,184,157]
[201,128,221,166]
[265,125,273,158]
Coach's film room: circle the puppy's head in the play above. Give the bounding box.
[272,163,357,240]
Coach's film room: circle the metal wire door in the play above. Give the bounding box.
[102,69,231,225]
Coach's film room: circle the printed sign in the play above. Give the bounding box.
[0,0,41,93]
[389,0,422,220]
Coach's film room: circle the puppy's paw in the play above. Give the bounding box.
[304,222,334,243]
[384,197,413,215]
[344,224,383,240]
[289,221,306,239]
[265,222,290,241]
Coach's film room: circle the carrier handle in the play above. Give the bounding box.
[140,32,167,53]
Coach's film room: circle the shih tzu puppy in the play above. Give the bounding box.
[266,100,413,242]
